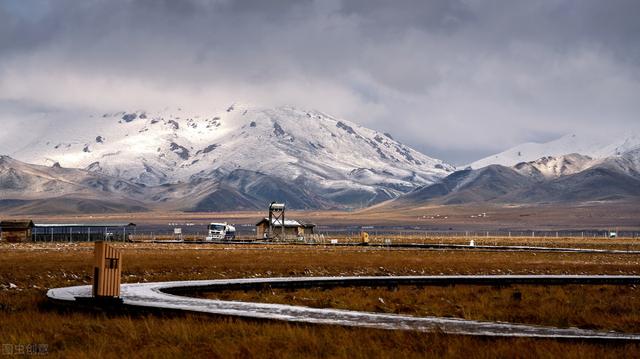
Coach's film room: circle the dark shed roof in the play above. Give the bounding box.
[255,218,316,228]
[33,223,136,228]
[0,220,35,230]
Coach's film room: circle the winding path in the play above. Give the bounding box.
[47,275,640,340]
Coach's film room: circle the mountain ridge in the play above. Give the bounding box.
[0,105,455,213]
[391,148,640,207]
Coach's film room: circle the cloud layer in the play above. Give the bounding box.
[1,0,639,164]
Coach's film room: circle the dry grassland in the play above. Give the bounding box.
[1,242,640,358]
[201,284,640,332]
[296,235,640,250]
[6,201,640,230]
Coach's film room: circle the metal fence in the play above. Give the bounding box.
[31,227,132,242]
[319,229,640,239]
[21,227,640,243]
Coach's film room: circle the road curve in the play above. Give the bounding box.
[47,275,640,340]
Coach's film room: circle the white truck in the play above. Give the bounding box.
[205,223,236,241]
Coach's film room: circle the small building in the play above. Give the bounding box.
[0,220,35,242]
[255,218,316,240]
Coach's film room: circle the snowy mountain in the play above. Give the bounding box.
[468,133,640,169]
[3,105,454,211]
[511,153,596,180]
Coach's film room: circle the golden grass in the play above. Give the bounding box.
[124,232,640,250]
[3,305,638,359]
[309,234,640,250]
[1,242,640,358]
[199,284,640,332]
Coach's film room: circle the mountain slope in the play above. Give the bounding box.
[392,150,640,207]
[0,155,149,214]
[395,165,536,205]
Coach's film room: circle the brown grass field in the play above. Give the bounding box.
[4,201,640,230]
[135,234,640,251]
[1,242,640,358]
[199,284,640,333]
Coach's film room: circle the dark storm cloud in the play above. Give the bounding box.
[0,0,639,164]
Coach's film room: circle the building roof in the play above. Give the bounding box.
[0,220,34,230]
[255,218,303,227]
[33,223,136,228]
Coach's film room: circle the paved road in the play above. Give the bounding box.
[47,275,640,340]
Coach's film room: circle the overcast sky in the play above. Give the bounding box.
[1,0,639,165]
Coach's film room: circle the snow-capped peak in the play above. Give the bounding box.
[6,105,454,208]
[468,132,640,169]
[512,153,596,179]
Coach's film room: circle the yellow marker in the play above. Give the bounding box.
[360,232,370,244]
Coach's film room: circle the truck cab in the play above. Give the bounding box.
[206,223,236,241]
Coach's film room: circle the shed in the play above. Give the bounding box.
[0,220,35,242]
[255,218,316,240]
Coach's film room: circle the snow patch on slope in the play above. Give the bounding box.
[512,153,596,179]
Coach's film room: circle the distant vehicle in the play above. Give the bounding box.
[206,223,236,241]
[609,232,618,238]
